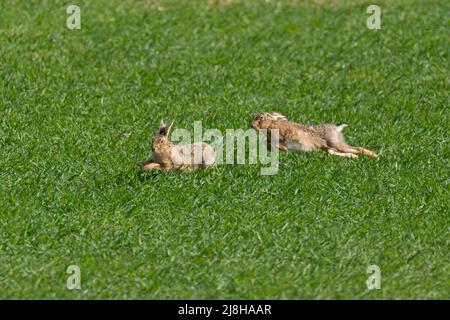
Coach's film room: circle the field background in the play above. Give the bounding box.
[0,0,448,299]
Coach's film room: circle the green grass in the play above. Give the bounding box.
[0,0,448,299]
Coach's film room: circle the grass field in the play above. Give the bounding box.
[0,0,448,299]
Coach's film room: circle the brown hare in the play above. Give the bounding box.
[251,112,379,159]
[140,119,216,171]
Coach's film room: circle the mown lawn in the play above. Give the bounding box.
[0,0,448,299]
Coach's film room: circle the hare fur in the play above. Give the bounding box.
[140,120,216,171]
[251,112,379,160]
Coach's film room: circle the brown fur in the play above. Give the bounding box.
[251,112,379,160]
[139,120,216,172]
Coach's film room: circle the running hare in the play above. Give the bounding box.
[251,112,379,159]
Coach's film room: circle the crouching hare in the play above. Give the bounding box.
[140,119,216,171]
[251,112,379,160]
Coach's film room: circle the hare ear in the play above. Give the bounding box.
[271,112,288,121]
[159,120,166,135]
[165,120,174,136]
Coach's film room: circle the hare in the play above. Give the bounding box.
[139,119,216,171]
[251,112,379,159]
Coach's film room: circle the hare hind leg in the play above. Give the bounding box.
[337,145,379,160]
[327,148,358,158]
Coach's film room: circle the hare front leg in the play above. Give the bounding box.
[143,162,162,171]
[266,141,288,152]
[266,130,288,152]
[139,160,162,171]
